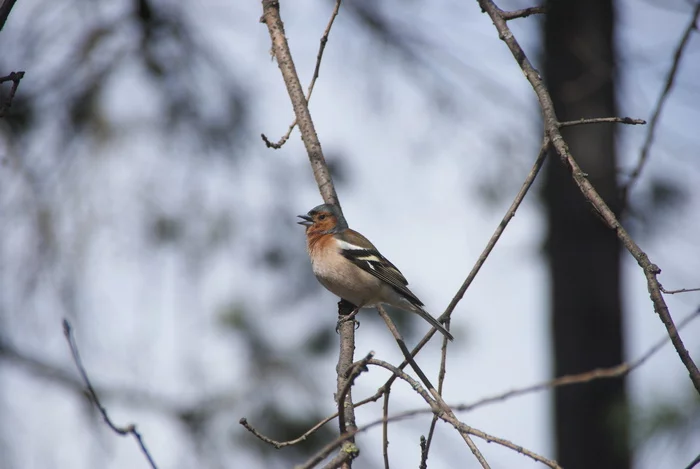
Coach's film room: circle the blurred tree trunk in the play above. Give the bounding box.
[543,1,629,469]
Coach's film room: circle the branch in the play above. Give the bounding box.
[0,0,19,31]
[260,0,339,206]
[261,0,342,149]
[475,0,700,395]
[62,320,158,469]
[256,306,700,455]
[421,311,451,466]
[319,444,359,469]
[299,359,561,469]
[337,350,374,432]
[335,300,358,468]
[454,307,700,413]
[0,70,25,118]
[622,1,700,203]
[377,307,491,469]
[685,452,700,469]
[500,6,546,20]
[660,285,700,295]
[381,387,390,469]
[558,116,646,128]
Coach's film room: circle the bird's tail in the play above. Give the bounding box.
[412,306,454,341]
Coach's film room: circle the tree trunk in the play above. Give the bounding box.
[543,1,629,468]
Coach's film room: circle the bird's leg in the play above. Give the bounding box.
[336,299,361,332]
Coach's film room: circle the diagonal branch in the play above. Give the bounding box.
[622,2,700,203]
[454,307,700,413]
[0,71,25,118]
[0,0,19,31]
[500,6,546,20]
[62,320,158,469]
[260,0,339,206]
[261,0,342,149]
[475,0,700,396]
[377,307,491,469]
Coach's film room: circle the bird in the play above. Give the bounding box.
[298,203,454,341]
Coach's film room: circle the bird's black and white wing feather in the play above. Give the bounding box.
[336,230,423,307]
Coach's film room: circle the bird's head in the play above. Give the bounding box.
[297,204,348,234]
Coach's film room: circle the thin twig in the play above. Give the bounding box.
[421,316,451,466]
[661,285,700,294]
[0,71,25,118]
[261,0,339,206]
[377,307,491,469]
[622,1,700,203]
[419,435,428,469]
[62,320,158,469]
[500,6,546,20]
[685,452,700,469]
[454,307,700,413]
[261,0,342,149]
[476,0,700,396]
[558,116,646,128]
[0,0,19,31]
[381,390,390,469]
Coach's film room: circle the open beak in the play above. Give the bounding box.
[297,214,313,226]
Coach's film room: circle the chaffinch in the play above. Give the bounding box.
[298,203,454,341]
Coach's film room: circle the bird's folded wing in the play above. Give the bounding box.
[336,230,423,307]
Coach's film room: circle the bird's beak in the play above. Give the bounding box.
[297,214,313,226]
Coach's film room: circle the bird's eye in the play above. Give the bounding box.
[318,214,327,220]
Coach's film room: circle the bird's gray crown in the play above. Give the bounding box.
[308,203,348,232]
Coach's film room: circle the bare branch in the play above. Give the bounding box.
[62,320,158,469]
[419,435,428,469]
[238,348,371,452]
[261,0,342,149]
[558,116,646,128]
[475,0,700,395]
[239,414,333,449]
[260,0,339,206]
[0,70,25,118]
[685,452,700,469]
[421,314,451,466]
[377,307,491,469]
[298,359,561,469]
[660,285,700,294]
[382,390,390,469]
[455,307,700,413]
[335,300,358,468]
[0,0,19,30]
[253,306,700,455]
[319,445,359,469]
[623,1,700,202]
[337,351,374,429]
[500,6,546,20]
